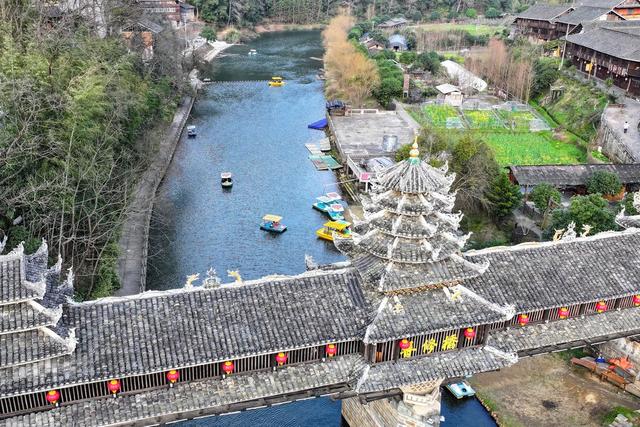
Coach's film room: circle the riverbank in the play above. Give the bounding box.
[116,78,198,296]
[471,354,640,427]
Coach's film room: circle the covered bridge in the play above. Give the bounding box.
[508,164,640,192]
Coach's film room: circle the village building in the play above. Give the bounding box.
[508,163,640,194]
[563,21,640,95]
[435,83,464,106]
[377,17,409,31]
[514,0,640,42]
[120,19,164,61]
[441,60,488,93]
[388,34,408,51]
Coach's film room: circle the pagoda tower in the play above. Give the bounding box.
[335,139,488,293]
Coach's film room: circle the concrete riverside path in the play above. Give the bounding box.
[116,74,199,296]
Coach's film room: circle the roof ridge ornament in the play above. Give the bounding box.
[408,136,420,165]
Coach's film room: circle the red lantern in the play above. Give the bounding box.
[399,339,411,350]
[107,379,121,395]
[596,301,607,313]
[558,307,569,319]
[633,295,640,307]
[46,390,60,406]
[222,361,234,375]
[518,314,529,327]
[463,328,476,340]
[275,352,288,366]
[166,370,180,385]
[326,344,337,358]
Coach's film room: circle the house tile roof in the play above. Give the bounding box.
[0,253,43,304]
[488,306,640,354]
[564,23,640,62]
[0,302,58,334]
[509,164,640,187]
[465,230,640,313]
[516,3,573,21]
[555,6,613,24]
[355,346,516,393]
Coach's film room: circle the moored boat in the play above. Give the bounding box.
[260,214,287,233]
[316,220,351,241]
[187,125,197,137]
[445,381,476,399]
[312,192,345,220]
[327,203,345,221]
[268,76,284,87]
[248,49,257,55]
[221,172,233,189]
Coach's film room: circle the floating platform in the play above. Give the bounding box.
[445,381,475,399]
[309,155,341,170]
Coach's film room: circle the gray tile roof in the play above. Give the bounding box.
[465,230,640,313]
[376,160,455,195]
[516,3,573,21]
[509,164,640,187]
[363,286,513,343]
[0,250,43,304]
[355,346,516,393]
[488,306,640,354]
[0,355,367,427]
[565,23,640,62]
[0,268,370,396]
[0,302,58,334]
[1,328,73,368]
[578,0,623,9]
[555,6,612,24]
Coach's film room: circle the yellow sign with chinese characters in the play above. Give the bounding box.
[441,334,458,351]
[422,339,437,354]
[400,341,417,358]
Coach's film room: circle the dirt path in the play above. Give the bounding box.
[471,354,640,427]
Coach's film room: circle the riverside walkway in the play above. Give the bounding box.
[116,75,198,296]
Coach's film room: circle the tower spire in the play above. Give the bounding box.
[409,135,420,164]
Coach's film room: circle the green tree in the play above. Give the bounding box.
[587,171,622,196]
[550,194,617,235]
[530,183,561,212]
[531,58,560,98]
[429,11,441,21]
[620,192,639,215]
[485,7,500,18]
[399,51,417,64]
[415,51,440,74]
[465,8,478,18]
[200,27,217,42]
[488,173,523,217]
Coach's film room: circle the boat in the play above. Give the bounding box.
[260,214,287,233]
[316,220,351,241]
[248,49,257,55]
[220,172,233,189]
[312,192,342,213]
[187,125,196,137]
[327,203,345,221]
[268,76,284,87]
[445,381,476,399]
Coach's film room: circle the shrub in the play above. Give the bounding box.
[224,29,241,43]
[620,192,639,215]
[531,58,559,98]
[6,226,41,254]
[430,11,441,21]
[399,51,417,64]
[550,194,617,234]
[348,27,363,40]
[530,183,562,212]
[415,51,440,73]
[465,8,478,18]
[200,27,216,42]
[586,171,621,196]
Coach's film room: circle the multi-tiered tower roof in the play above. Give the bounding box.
[335,140,488,293]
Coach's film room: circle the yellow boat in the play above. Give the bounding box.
[268,76,284,87]
[316,220,352,241]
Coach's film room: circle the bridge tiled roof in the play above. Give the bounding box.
[488,306,640,355]
[355,346,516,393]
[464,230,640,313]
[1,355,367,427]
[0,302,58,334]
[0,268,370,397]
[363,285,513,343]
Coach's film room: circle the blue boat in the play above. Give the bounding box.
[312,192,345,220]
[308,118,327,130]
[445,381,476,399]
[260,214,287,233]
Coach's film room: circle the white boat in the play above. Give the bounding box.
[221,172,233,189]
[187,125,196,137]
[445,381,476,399]
[248,49,257,56]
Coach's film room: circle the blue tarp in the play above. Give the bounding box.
[308,118,327,130]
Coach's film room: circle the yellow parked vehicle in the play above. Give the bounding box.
[268,76,284,87]
[316,220,352,242]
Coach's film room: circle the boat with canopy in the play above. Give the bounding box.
[260,214,287,233]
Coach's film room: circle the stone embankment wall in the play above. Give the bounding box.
[116,84,197,296]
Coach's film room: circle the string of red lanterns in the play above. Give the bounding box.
[633,295,640,307]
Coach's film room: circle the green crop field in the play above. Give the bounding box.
[411,23,504,36]
[463,110,504,129]
[497,110,537,131]
[483,132,586,166]
[409,105,462,128]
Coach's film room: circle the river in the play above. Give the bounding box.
[147,30,496,427]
